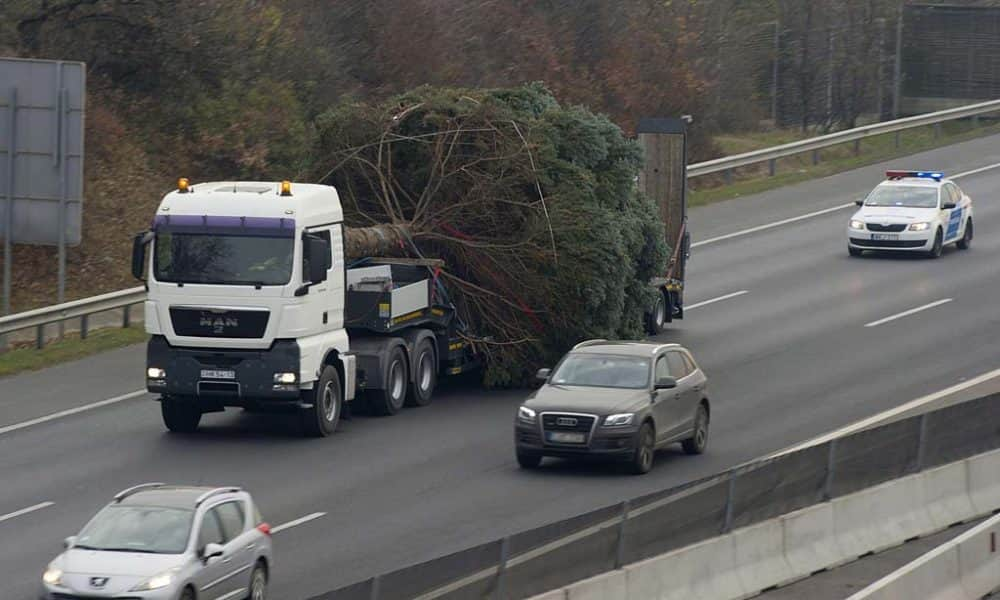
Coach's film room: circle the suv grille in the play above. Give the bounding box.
[542,413,595,432]
[866,223,907,232]
[170,308,269,338]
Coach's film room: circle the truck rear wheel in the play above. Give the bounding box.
[300,366,342,437]
[369,347,408,416]
[406,340,437,407]
[645,292,667,336]
[161,396,202,433]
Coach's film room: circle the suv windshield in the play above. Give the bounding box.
[865,186,938,208]
[154,232,293,286]
[550,354,650,389]
[76,505,193,554]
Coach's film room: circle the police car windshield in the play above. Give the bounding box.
[865,186,938,208]
[550,355,650,389]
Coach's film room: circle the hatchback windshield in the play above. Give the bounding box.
[864,186,939,208]
[154,232,294,286]
[75,505,194,554]
[550,354,650,389]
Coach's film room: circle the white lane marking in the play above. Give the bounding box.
[691,204,855,248]
[951,161,1000,179]
[0,501,55,524]
[768,365,1000,459]
[0,390,147,437]
[863,298,953,328]
[270,512,325,534]
[685,290,749,311]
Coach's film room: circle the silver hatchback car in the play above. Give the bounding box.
[40,484,273,600]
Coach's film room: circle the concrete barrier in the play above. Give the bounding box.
[625,534,745,600]
[967,449,1000,516]
[922,461,976,531]
[732,519,796,594]
[833,474,933,559]
[846,512,1000,600]
[564,570,626,600]
[781,502,846,577]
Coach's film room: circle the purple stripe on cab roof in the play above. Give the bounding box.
[152,215,295,229]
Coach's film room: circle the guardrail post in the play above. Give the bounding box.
[823,439,838,501]
[369,575,381,600]
[973,115,981,128]
[123,304,131,328]
[853,139,861,156]
[768,159,776,177]
[934,123,942,139]
[80,314,88,340]
[724,168,733,185]
[36,324,45,349]
[723,469,737,533]
[916,412,929,471]
[895,131,901,149]
[812,149,820,165]
[614,500,630,569]
[495,536,510,600]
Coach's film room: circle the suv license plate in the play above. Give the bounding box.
[200,369,235,380]
[547,432,586,444]
[872,233,899,241]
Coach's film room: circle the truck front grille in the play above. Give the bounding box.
[170,308,269,338]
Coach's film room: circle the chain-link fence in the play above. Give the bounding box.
[309,392,1000,600]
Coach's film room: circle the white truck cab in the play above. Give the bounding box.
[133,180,476,436]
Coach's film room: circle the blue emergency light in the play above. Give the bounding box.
[885,170,943,181]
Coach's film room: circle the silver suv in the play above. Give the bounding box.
[40,484,273,600]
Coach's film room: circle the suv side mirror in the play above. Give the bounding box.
[201,542,224,563]
[131,231,151,281]
[942,202,957,210]
[305,235,331,284]
[535,368,551,381]
[655,376,677,390]
[63,536,77,549]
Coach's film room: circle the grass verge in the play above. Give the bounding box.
[0,326,148,378]
[691,119,1000,207]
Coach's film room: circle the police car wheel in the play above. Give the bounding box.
[957,219,973,250]
[848,245,863,257]
[927,229,943,259]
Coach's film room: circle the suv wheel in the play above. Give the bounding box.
[516,451,542,469]
[630,422,656,475]
[682,404,709,455]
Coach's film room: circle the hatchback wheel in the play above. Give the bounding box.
[249,563,267,600]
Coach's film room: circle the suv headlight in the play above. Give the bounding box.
[603,413,635,427]
[131,568,180,591]
[42,566,63,586]
[517,406,537,423]
[909,222,931,231]
[849,219,865,230]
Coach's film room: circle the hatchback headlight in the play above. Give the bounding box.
[849,220,865,230]
[131,568,179,591]
[909,222,931,231]
[42,566,63,586]
[517,406,537,423]
[603,413,635,427]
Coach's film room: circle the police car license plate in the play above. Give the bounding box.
[872,233,899,241]
[200,369,235,380]
[547,431,586,444]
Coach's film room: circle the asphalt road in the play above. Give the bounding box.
[4,134,1000,599]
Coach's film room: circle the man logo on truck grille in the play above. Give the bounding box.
[200,315,238,334]
[557,417,578,427]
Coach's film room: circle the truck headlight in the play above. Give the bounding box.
[603,413,635,427]
[517,406,537,423]
[273,372,297,384]
[909,222,931,231]
[42,566,63,586]
[147,367,166,380]
[849,220,865,230]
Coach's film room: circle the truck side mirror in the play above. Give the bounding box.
[131,231,151,281]
[306,235,331,284]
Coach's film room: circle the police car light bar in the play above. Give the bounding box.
[885,170,943,181]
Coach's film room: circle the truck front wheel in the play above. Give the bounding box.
[161,396,202,433]
[369,347,409,416]
[300,366,342,437]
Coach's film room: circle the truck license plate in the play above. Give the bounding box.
[872,233,899,241]
[200,369,235,380]
[547,432,586,444]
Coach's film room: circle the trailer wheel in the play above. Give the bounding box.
[369,347,409,416]
[406,340,437,407]
[645,292,667,336]
[300,366,342,437]
[161,396,202,433]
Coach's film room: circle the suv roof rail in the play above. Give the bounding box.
[572,339,609,350]
[195,486,242,507]
[114,482,167,502]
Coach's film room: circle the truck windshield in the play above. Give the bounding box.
[154,232,294,286]
[865,186,939,208]
[550,355,650,389]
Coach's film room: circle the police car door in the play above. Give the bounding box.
[942,183,965,243]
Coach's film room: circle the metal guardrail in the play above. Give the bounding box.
[0,286,144,348]
[2,98,999,348]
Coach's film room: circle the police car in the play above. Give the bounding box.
[847,170,973,258]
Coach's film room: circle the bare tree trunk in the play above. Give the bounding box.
[344,223,412,259]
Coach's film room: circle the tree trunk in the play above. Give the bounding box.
[344,223,412,258]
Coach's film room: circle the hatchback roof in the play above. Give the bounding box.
[117,485,239,509]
